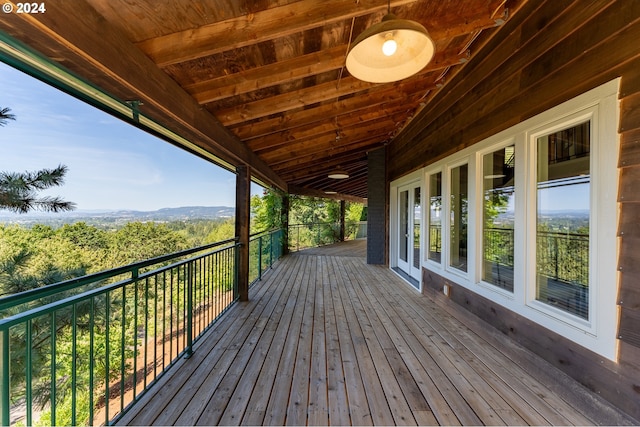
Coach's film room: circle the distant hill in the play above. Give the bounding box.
[0,206,235,226]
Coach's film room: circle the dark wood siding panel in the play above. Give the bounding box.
[619,308,640,348]
[388,0,634,177]
[423,269,640,421]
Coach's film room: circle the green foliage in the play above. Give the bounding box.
[251,188,284,232]
[204,218,235,243]
[0,165,76,213]
[107,222,186,266]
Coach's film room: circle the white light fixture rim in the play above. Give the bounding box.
[328,169,350,179]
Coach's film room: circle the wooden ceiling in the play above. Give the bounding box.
[1,0,520,201]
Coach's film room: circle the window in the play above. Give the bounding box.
[535,122,590,319]
[399,190,408,262]
[482,145,515,291]
[449,164,468,272]
[407,80,619,359]
[428,172,442,263]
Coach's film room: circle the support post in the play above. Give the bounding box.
[236,165,251,301]
[367,147,387,264]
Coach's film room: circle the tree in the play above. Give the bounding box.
[0,165,76,213]
[0,107,76,213]
[0,107,16,126]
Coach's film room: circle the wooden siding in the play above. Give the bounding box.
[388,0,640,421]
[116,243,634,426]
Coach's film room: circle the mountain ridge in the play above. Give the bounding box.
[0,206,235,225]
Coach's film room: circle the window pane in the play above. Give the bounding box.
[399,190,408,262]
[482,146,515,291]
[413,187,421,269]
[428,173,442,263]
[450,165,468,272]
[536,122,590,319]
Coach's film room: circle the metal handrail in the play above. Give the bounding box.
[0,238,238,312]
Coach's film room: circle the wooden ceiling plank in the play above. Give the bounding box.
[258,120,396,164]
[247,102,417,153]
[0,0,288,191]
[188,46,347,104]
[216,75,377,126]
[288,185,366,203]
[230,84,431,140]
[216,70,443,127]
[194,46,465,106]
[136,0,421,67]
[269,137,385,171]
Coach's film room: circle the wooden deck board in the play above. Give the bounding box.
[118,240,630,426]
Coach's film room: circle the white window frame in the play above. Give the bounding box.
[425,169,444,268]
[393,79,619,360]
[474,137,519,301]
[444,158,473,280]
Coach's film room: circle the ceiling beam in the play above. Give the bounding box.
[230,81,437,140]
[190,46,466,106]
[0,0,287,191]
[260,120,395,165]
[248,102,414,153]
[216,70,441,126]
[136,0,421,67]
[187,45,348,104]
[288,185,366,203]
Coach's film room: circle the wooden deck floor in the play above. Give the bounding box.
[118,241,630,426]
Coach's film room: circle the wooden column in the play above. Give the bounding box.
[235,165,250,301]
[282,194,290,255]
[339,200,346,242]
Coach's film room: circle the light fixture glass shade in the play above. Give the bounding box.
[328,169,349,179]
[346,14,435,83]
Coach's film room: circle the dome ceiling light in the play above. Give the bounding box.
[346,1,435,83]
[328,169,350,179]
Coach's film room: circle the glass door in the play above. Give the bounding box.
[397,183,422,283]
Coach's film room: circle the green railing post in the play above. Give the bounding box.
[269,232,273,268]
[234,244,240,300]
[258,237,263,281]
[1,328,9,427]
[185,261,193,359]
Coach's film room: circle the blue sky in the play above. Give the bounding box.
[0,61,261,212]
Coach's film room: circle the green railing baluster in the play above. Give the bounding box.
[144,276,149,391]
[51,311,56,426]
[71,304,77,426]
[26,320,32,426]
[89,298,95,426]
[258,236,263,281]
[161,270,167,371]
[104,292,110,425]
[120,286,126,414]
[133,270,139,399]
[1,328,9,427]
[153,275,158,381]
[185,262,193,359]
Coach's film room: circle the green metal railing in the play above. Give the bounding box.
[249,229,284,284]
[0,238,245,426]
[288,221,367,252]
